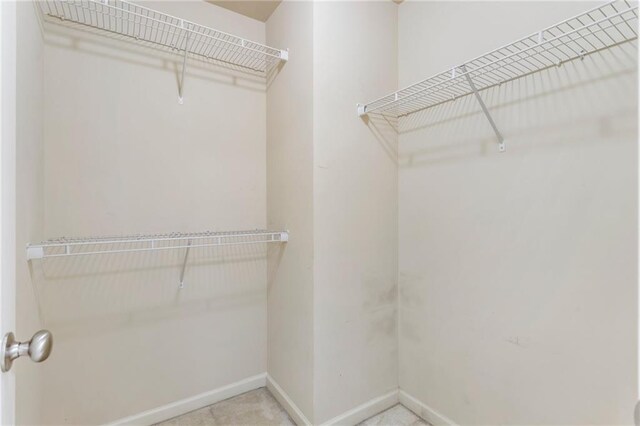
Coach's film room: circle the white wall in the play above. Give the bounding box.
[266,0,315,421]
[265,2,399,423]
[15,2,44,425]
[37,2,269,424]
[398,1,637,424]
[16,1,637,424]
[312,2,398,423]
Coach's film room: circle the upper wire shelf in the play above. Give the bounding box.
[37,0,288,74]
[27,229,289,260]
[357,0,638,118]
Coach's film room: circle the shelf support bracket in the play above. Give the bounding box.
[460,65,505,153]
[178,24,191,105]
[179,240,192,288]
[26,246,44,261]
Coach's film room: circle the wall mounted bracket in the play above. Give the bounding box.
[355,2,639,147]
[460,65,505,153]
[38,0,290,106]
[177,21,191,104]
[179,240,192,288]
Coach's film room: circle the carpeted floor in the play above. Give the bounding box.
[154,388,429,426]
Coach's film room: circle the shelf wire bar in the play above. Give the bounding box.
[26,230,289,260]
[358,0,638,118]
[37,0,288,74]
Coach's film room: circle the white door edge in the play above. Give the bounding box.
[0,0,18,423]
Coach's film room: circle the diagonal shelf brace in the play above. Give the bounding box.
[460,65,505,152]
[179,240,192,288]
[177,22,191,104]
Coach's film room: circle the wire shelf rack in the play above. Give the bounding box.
[37,0,288,74]
[27,229,289,260]
[357,0,638,118]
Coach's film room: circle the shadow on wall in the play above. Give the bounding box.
[41,17,272,95]
[360,113,399,165]
[266,243,285,293]
[266,58,286,90]
[28,243,268,340]
[367,41,637,167]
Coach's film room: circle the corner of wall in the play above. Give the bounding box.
[265,1,315,422]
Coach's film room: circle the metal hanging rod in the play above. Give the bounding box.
[357,0,638,151]
[37,0,288,102]
[26,229,289,261]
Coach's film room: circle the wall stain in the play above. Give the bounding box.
[505,336,528,348]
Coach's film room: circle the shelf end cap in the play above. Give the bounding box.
[26,246,44,261]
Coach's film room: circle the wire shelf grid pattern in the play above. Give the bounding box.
[359,0,638,118]
[27,230,289,260]
[38,0,287,73]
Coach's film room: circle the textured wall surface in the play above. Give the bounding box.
[398,1,638,424]
[15,1,638,424]
[39,2,268,424]
[267,0,316,420]
[312,2,399,423]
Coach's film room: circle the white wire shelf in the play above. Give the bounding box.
[357,0,638,119]
[26,229,289,260]
[37,0,288,74]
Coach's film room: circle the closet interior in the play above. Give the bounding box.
[3,0,638,425]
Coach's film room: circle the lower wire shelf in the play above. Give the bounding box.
[26,229,289,260]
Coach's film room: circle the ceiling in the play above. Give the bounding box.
[207,1,282,22]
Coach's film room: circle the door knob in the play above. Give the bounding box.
[1,330,53,372]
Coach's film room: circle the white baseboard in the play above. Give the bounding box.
[106,373,267,426]
[320,389,399,426]
[266,374,312,425]
[103,375,453,426]
[267,375,398,426]
[399,390,457,426]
